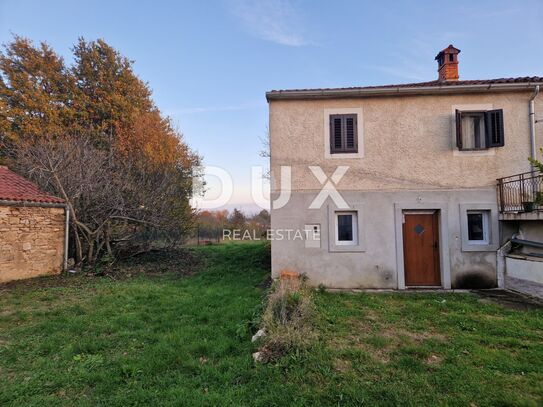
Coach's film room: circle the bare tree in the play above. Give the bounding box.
[259,127,271,180]
[12,135,196,266]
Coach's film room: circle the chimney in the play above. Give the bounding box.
[435,45,460,81]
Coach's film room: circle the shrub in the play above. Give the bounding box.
[258,276,316,362]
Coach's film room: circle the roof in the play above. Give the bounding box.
[0,166,64,205]
[266,76,543,101]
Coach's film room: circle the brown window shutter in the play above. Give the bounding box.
[330,115,343,153]
[484,109,504,147]
[330,114,358,154]
[344,115,357,152]
[455,109,463,150]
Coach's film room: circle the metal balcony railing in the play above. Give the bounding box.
[497,170,543,213]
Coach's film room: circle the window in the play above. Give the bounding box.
[335,211,358,245]
[330,114,358,154]
[455,109,504,151]
[459,204,498,252]
[467,211,489,244]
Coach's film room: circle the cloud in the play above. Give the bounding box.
[227,0,307,46]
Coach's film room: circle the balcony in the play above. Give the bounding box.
[498,171,543,220]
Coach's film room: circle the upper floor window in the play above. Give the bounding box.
[455,109,504,151]
[330,114,358,154]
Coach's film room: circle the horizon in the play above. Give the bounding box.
[1,0,542,212]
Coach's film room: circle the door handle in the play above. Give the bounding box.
[433,242,439,249]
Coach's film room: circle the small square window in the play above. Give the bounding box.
[335,211,358,245]
[467,211,489,244]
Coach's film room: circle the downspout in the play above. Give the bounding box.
[64,206,70,271]
[529,85,540,164]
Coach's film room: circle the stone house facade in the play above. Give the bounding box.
[0,166,67,283]
[267,45,543,290]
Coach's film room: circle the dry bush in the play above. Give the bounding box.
[258,276,316,362]
[10,135,199,267]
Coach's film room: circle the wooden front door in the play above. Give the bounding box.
[402,211,441,286]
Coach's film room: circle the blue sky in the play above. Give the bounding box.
[1,0,542,212]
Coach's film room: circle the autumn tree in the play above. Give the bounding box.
[0,36,75,143]
[0,35,201,266]
[71,38,154,141]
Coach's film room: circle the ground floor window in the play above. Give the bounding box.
[335,211,358,245]
[467,210,489,244]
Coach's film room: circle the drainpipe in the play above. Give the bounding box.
[64,206,70,271]
[529,85,540,165]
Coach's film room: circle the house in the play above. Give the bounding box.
[0,166,67,283]
[267,45,543,292]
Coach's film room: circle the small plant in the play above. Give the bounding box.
[256,275,316,362]
[528,148,543,172]
[521,190,535,212]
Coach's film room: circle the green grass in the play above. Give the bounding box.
[1,242,542,406]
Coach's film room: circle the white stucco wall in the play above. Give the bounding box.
[271,189,499,289]
[270,91,543,192]
[268,89,543,289]
[506,256,543,285]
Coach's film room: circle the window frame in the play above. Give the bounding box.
[455,108,504,152]
[456,110,487,151]
[466,210,490,245]
[335,211,358,246]
[329,114,358,154]
[459,204,499,252]
[324,108,364,159]
[327,203,366,253]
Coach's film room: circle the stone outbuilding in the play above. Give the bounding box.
[0,166,67,283]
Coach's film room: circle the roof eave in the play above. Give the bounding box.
[266,82,543,101]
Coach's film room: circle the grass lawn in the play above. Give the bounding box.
[1,242,542,406]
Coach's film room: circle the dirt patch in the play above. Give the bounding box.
[381,327,447,343]
[0,272,92,292]
[333,358,353,373]
[0,248,202,293]
[426,354,443,365]
[474,289,543,311]
[114,248,202,278]
[328,316,448,365]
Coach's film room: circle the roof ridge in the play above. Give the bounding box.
[268,76,543,94]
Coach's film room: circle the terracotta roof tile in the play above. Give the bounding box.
[0,166,64,204]
[268,76,543,94]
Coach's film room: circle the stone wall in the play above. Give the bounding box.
[0,205,65,283]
